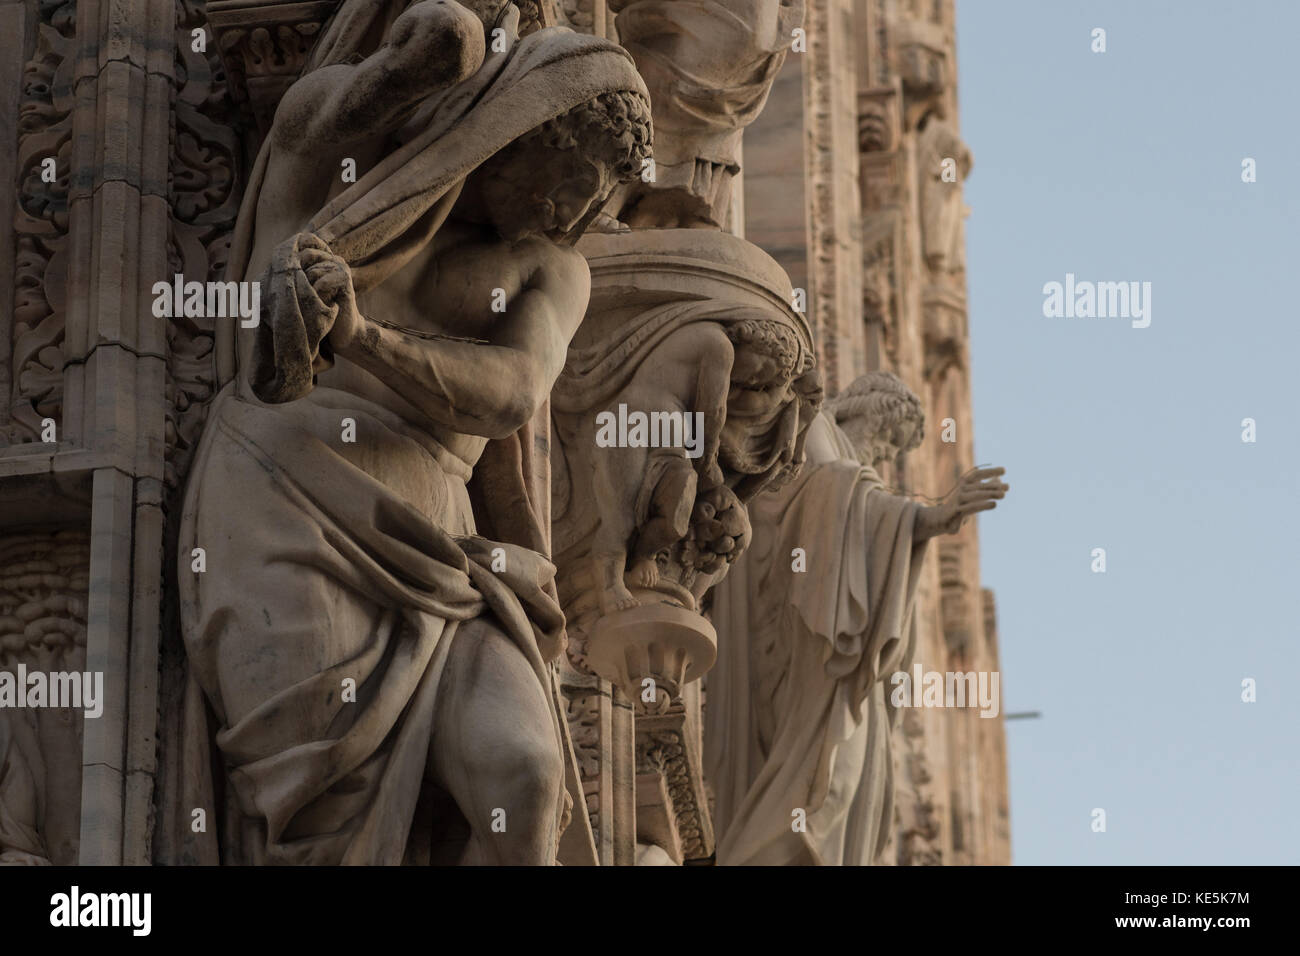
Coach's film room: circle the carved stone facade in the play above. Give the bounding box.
[0,0,1008,866]
[743,0,1009,865]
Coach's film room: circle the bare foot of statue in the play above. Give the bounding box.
[627,556,659,589]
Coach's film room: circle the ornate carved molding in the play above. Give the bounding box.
[937,537,970,652]
[5,0,77,446]
[207,0,338,135]
[166,0,246,491]
[896,707,942,865]
[634,705,713,863]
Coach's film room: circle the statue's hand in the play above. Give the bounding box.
[301,242,362,355]
[916,466,1008,541]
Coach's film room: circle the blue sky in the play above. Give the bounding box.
[955,0,1300,864]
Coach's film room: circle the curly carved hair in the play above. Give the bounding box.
[826,371,924,453]
[527,90,653,182]
[724,318,803,380]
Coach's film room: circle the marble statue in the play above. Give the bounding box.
[550,229,819,700]
[0,0,1020,869]
[917,114,972,275]
[704,371,1007,865]
[174,0,651,864]
[606,0,804,228]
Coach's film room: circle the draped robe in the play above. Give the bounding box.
[173,1,647,864]
[704,412,928,865]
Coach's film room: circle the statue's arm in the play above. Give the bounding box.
[272,1,485,154]
[911,466,1008,541]
[337,256,589,438]
[342,324,550,438]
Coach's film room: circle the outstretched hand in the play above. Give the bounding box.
[915,466,1008,541]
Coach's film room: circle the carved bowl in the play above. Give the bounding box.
[584,596,718,704]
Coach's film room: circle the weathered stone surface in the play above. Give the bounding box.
[0,0,1012,868]
[605,0,802,230]
[167,0,651,866]
[705,372,1005,865]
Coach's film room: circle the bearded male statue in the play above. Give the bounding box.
[704,371,1007,865]
[173,0,651,865]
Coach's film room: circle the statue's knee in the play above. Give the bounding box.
[474,728,563,822]
[442,623,564,810]
[512,732,564,797]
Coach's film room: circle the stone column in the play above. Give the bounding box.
[0,0,177,866]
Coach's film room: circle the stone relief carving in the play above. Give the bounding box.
[166,0,246,491]
[916,115,970,383]
[0,0,1014,871]
[896,707,942,866]
[916,115,970,277]
[208,0,337,135]
[0,529,89,865]
[892,11,948,121]
[540,0,822,865]
[5,0,76,446]
[937,536,972,650]
[857,85,904,373]
[634,708,711,863]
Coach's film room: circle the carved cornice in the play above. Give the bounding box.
[206,0,339,134]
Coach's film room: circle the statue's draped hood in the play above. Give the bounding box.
[216,0,649,552]
[223,0,649,309]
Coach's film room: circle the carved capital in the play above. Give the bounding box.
[206,0,339,134]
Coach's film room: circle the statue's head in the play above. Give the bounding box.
[725,318,803,389]
[475,90,652,243]
[826,371,924,469]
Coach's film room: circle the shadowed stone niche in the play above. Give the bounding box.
[0,529,89,865]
